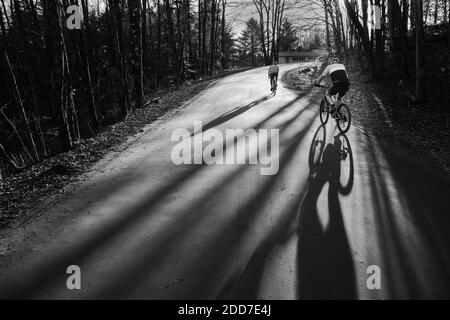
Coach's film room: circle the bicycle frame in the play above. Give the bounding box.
[316,84,342,109]
[270,76,278,94]
[270,76,278,87]
[316,83,352,133]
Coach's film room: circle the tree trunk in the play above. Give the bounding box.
[424,0,431,24]
[43,0,73,151]
[129,0,144,107]
[175,0,185,81]
[388,0,395,50]
[80,0,99,129]
[198,0,202,71]
[411,0,417,28]
[110,0,131,117]
[209,0,217,74]
[444,0,448,23]
[259,12,268,64]
[58,6,80,143]
[185,0,194,67]
[0,3,6,38]
[5,51,39,161]
[165,0,180,81]
[336,0,346,53]
[344,0,376,79]
[202,0,208,74]
[448,0,450,74]
[324,1,331,50]
[157,0,162,84]
[415,0,426,101]
[221,0,226,70]
[434,0,439,24]
[142,0,149,79]
[329,4,343,56]
[374,0,384,79]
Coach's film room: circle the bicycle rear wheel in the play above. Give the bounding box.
[336,103,351,133]
[308,125,326,173]
[319,99,329,124]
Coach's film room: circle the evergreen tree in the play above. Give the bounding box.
[279,19,299,51]
[238,18,261,66]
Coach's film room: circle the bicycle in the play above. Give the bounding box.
[315,84,352,133]
[308,125,354,194]
[270,76,278,95]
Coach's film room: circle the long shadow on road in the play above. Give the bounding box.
[297,126,356,299]
[192,95,274,136]
[1,86,317,299]
[364,132,450,299]
[217,125,356,299]
[87,94,319,298]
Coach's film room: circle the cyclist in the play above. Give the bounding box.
[268,62,279,92]
[314,57,350,118]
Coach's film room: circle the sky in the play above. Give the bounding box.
[226,0,325,36]
[84,0,326,37]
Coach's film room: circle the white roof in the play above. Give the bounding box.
[278,51,319,57]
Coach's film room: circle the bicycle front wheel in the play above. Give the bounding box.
[336,103,351,133]
[319,99,329,125]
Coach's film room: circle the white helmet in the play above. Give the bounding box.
[330,57,339,64]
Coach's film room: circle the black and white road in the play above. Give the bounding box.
[0,64,449,299]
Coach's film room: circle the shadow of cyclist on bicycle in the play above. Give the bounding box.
[297,125,355,299]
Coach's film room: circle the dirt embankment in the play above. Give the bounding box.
[345,72,450,175]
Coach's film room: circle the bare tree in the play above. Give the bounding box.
[415,0,426,101]
[110,0,131,117]
[80,0,100,129]
[129,0,144,107]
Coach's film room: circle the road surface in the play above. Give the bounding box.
[0,64,449,299]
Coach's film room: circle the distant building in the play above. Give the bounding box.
[312,49,328,57]
[278,51,319,64]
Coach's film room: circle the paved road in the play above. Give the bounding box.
[0,64,450,299]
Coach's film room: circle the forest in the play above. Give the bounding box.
[0,0,449,180]
[314,0,449,95]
